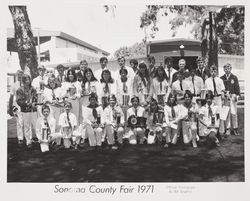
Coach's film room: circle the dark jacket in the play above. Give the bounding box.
[220,73,240,95]
[195,68,210,82]
[16,86,38,112]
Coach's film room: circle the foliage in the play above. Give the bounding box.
[113,42,146,58]
[140,5,244,55]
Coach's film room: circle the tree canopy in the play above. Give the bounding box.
[140,5,244,55]
[113,42,146,58]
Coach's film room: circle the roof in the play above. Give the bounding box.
[147,38,201,46]
[7,28,110,55]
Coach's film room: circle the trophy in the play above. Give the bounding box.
[117,112,121,125]
[122,95,130,106]
[96,113,101,124]
[62,117,72,148]
[102,96,108,109]
[37,91,43,105]
[40,124,50,152]
[39,81,45,91]
[157,94,165,105]
[68,85,76,98]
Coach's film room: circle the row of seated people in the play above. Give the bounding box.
[35,90,222,152]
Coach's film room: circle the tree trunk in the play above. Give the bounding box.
[9,6,38,79]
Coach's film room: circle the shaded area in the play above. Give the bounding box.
[7,108,244,182]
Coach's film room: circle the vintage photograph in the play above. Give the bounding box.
[6,3,244,183]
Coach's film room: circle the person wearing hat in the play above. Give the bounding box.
[58,101,81,149]
[150,65,170,106]
[220,63,241,136]
[172,59,189,83]
[205,65,225,107]
[195,56,210,83]
[103,94,125,148]
[56,64,66,87]
[126,96,146,144]
[198,91,221,147]
[145,98,164,145]
[81,92,104,147]
[187,68,204,103]
[133,62,151,106]
[16,74,38,148]
[35,104,62,152]
[8,70,24,144]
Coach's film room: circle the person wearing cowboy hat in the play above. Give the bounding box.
[220,63,241,136]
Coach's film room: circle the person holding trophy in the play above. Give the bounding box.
[126,96,147,144]
[36,104,62,152]
[16,74,38,148]
[42,74,64,132]
[103,94,125,148]
[61,69,82,125]
[81,93,104,148]
[133,62,151,106]
[150,65,170,106]
[198,91,221,147]
[58,101,81,149]
[146,99,165,145]
[97,69,116,109]
[115,68,134,122]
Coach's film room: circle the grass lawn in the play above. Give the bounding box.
[7,108,244,182]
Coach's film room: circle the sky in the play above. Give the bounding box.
[6,2,194,57]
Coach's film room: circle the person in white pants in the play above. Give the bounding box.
[81,93,104,147]
[36,104,62,152]
[8,70,24,144]
[103,94,125,148]
[16,74,38,148]
[58,101,81,149]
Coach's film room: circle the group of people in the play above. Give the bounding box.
[8,55,241,152]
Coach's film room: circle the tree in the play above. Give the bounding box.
[140,5,244,57]
[9,6,38,79]
[114,42,146,58]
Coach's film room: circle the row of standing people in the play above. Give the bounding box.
[9,56,241,150]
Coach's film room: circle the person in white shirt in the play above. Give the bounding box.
[150,65,170,106]
[126,96,146,144]
[182,90,198,148]
[164,57,177,86]
[103,94,125,148]
[129,59,139,74]
[61,69,82,125]
[32,65,48,118]
[163,93,185,147]
[187,68,204,103]
[172,72,192,103]
[95,57,109,81]
[8,70,24,144]
[42,74,64,132]
[79,68,99,124]
[116,56,135,80]
[81,93,103,147]
[97,69,116,109]
[172,59,189,83]
[58,102,81,149]
[133,62,151,106]
[36,104,62,152]
[198,91,221,147]
[145,99,164,145]
[116,68,134,122]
